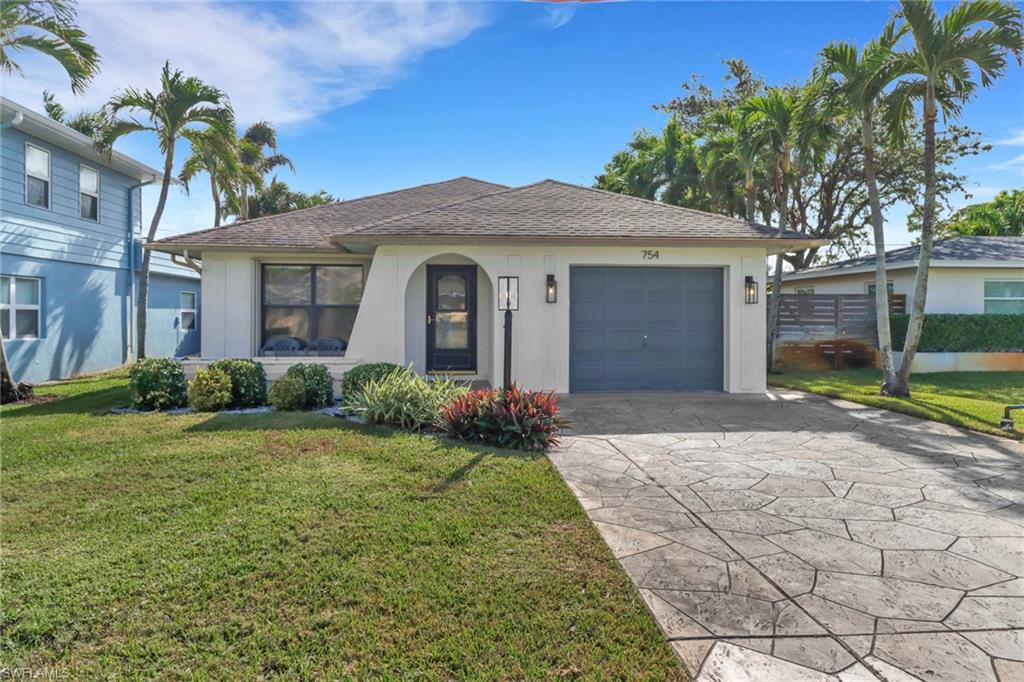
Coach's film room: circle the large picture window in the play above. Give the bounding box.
[261,264,363,353]
[1,276,41,339]
[984,280,1024,314]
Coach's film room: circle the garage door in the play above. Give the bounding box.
[570,267,724,392]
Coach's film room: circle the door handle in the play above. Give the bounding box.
[643,333,648,349]
[427,314,434,325]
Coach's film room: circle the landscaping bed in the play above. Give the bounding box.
[769,368,1023,439]
[0,371,682,679]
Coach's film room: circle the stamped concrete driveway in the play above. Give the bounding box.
[550,390,1024,682]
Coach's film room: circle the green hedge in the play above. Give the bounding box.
[890,314,1024,352]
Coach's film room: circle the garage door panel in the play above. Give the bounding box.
[570,266,723,392]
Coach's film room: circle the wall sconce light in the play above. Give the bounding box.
[744,275,759,304]
[546,274,557,303]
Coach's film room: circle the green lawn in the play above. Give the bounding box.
[1,372,683,680]
[769,369,1024,440]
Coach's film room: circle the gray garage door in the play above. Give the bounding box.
[570,267,724,392]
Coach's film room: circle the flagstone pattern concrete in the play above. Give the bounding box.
[550,390,1024,682]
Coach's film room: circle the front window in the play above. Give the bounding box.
[1,276,41,339]
[795,287,815,295]
[261,264,363,353]
[180,291,197,330]
[25,144,50,209]
[80,165,99,220]
[984,280,1024,314]
[866,282,894,296]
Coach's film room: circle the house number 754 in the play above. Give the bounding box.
[642,249,660,260]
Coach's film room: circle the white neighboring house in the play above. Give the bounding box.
[781,236,1024,315]
[148,177,823,394]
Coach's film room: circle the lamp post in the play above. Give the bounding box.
[497,276,519,388]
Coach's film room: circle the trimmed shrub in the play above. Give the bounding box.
[129,358,188,410]
[207,359,267,407]
[344,366,468,430]
[891,314,1024,352]
[188,368,233,412]
[341,362,402,401]
[268,375,306,411]
[285,363,334,408]
[442,384,567,452]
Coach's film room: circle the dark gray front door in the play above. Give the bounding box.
[570,267,724,392]
[426,265,477,372]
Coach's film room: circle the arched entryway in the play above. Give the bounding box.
[403,253,494,382]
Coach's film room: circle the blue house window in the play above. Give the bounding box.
[25,143,50,209]
[0,276,41,339]
[80,165,99,221]
[180,291,197,330]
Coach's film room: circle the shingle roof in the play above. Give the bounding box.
[151,177,508,250]
[150,176,821,253]
[785,236,1024,279]
[338,180,812,244]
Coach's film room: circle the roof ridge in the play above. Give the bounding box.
[153,176,507,244]
[342,180,547,235]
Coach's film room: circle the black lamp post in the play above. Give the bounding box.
[497,276,519,388]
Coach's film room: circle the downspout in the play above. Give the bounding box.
[126,176,161,361]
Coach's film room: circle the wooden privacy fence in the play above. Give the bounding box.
[771,294,907,370]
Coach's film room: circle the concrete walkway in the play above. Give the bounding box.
[550,390,1024,682]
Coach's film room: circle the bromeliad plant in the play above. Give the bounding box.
[443,385,567,452]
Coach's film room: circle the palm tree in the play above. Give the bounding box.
[100,61,234,359]
[0,0,99,93]
[178,128,252,228]
[885,0,1023,396]
[816,21,908,395]
[42,90,106,138]
[702,108,768,222]
[224,121,294,221]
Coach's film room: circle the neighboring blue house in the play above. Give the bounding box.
[0,97,201,385]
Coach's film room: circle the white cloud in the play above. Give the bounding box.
[538,4,577,30]
[997,128,1024,146]
[4,1,489,126]
[986,153,1024,172]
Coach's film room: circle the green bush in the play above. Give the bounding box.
[891,314,1024,352]
[285,363,335,408]
[344,366,468,430]
[268,375,306,411]
[341,362,402,400]
[208,359,267,407]
[129,358,188,410]
[188,368,233,412]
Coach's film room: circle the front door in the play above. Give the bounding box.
[426,265,477,372]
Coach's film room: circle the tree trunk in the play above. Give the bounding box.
[766,156,790,373]
[0,335,32,403]
[892,83,939,397]
[210,175,221,228]
[744,167,756,223]
[862,118,898,394]
[137,145,176,360]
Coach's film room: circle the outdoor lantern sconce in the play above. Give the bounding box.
[497,276,519,388]
[498,276,519,311]
[745,275,759,304]
[546,274,558,303]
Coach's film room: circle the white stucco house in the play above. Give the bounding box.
[148,177,821,394]
[780,236,1024,314]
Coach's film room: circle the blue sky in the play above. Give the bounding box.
[12,1,1024,248]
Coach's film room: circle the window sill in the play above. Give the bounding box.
[258,350,346,358]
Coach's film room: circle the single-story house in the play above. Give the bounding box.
[780,236,1024,315]
[149,177,821,393]
[1,97,201,385]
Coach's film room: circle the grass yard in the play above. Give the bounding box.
[1,372,683,680]
[769,369,1023,439]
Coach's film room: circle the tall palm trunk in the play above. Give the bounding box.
[210,175,221,228]
[767,155,790,372]
[137,145,176,359]
[893,82,938,396]
[744,167,756,223]
[862,117,898,394]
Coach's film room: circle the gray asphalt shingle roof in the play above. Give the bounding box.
[786,236,1024,278]
[338,179,810,243]
[151,176,817,251]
